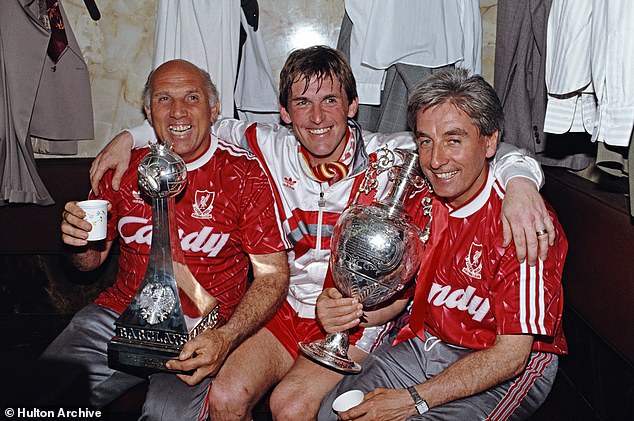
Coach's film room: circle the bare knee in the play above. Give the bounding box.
[270,356,344,421]
[208,329,292,420]
[208,377,256,420]
[269,383,320,421]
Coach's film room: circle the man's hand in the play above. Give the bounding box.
[502,177,555,265]
[316,288,363,333]
[61,201,113,271]
[166,328,233,386]
[89,131,134,195]
[61,201,112,246]
[61,201,93,246]
[337,388,415,421]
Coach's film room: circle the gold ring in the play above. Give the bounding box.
[536,229,548,237]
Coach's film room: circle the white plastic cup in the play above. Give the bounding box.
[332,389,364,414]
[76,200,108,241]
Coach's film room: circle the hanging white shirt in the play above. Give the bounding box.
[544,0,595,135]
[345,0,482,105]
[590,0,634,147]
[234,10,280,123]
[153,0,241,118]
[544,0,634,146]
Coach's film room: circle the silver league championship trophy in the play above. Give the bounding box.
[299,149,426,373]
[108,142,220,374]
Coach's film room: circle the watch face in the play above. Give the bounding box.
[408,386,429,414]
[415,400,429,414]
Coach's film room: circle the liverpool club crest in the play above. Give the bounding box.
[462,242,483,279]
[192,190,215,219]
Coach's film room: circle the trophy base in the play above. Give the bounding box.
[107,304,221,376]
[108,338,193,375]
[298,341,362,374]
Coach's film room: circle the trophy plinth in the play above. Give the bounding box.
[299,149,426,373]
[108,305,220,374]
[107,142,221,375]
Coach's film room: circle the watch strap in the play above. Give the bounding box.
[407,386,429,414]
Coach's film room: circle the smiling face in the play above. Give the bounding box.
[144,60,219,162]
[415,101,498,208]
[279,74,358,166]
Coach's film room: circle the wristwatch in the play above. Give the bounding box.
[407,386,429,415]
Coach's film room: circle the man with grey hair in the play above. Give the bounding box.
[40,59,289,417]
[317,68,568,420]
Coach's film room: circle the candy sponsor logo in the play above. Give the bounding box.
[118,217,229,257]
[427,283,490,322]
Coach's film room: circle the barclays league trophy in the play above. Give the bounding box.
[108,141,220,374]
[299,149,427,373]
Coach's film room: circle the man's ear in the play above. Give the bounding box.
[144,106,153,127]
[347,96,359,119]
[279,104,292,124]
[485,129,499,159]
[210,101,220,123]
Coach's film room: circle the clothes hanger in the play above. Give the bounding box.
[83,0,100,21]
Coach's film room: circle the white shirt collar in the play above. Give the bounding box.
[185,134,217,171]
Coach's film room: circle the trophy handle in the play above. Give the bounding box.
[393,148,421,174]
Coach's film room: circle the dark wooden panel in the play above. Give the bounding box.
[0,159,93,254]
[542,167,634,367]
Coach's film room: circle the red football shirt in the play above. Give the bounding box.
[405,168,568,354]
[93,136,287,320]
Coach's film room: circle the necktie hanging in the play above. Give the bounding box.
[45,0,68,63]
